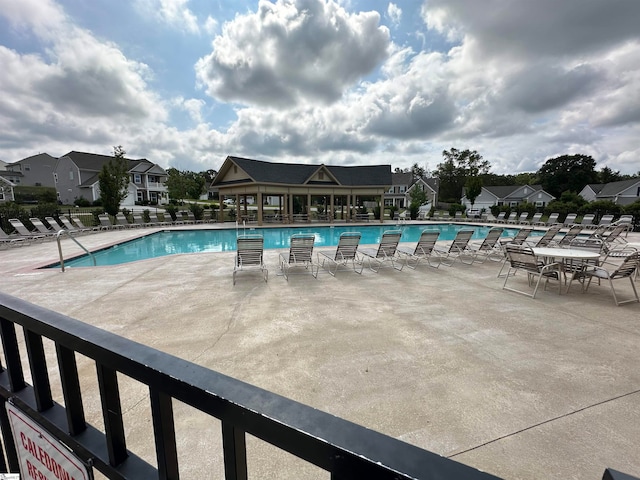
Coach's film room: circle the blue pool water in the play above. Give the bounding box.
[51,224,526,268]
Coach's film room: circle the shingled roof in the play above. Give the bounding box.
[215,156,391,187]
[61,151,154,172]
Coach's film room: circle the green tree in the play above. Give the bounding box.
[408,184,428,219]
[434,148,490,202]
[464,176,483,208]
[536,154,598,198]
[99,146,130,216]
[165,169,206,202]
[598,166,624,184]
[410,163,426,180]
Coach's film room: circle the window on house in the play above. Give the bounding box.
[137,191,144,202]
[535,201,544,207]
[53,173,58,183]
[134,174,142,184]
[0,190,4,200]
[318,172,324,180]
[400,186,406,193]
[69,171,74,180]
[510,201,518,207]
[24,164,31,171]
[538,193,542,198]
[637,187,640,196]
[523,187,528,194]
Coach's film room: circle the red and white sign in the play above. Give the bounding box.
[5,402,90,480]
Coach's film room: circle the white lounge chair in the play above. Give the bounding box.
[357,230,403,272]
[317,232,363,276]
[8,218,46,243]
[581,251,639,306]
[434,229,475,266]
[233,235,268,285]
[279,234,317,280]
[469,227,504,263]
[397,230,441,269]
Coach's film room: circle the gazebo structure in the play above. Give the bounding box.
[212,156,392,225]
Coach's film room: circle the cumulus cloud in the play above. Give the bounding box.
[387,3,402,26]
[195,0,391,107]
[135,0,200,34]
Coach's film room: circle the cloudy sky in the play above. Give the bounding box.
[1,0,639,175]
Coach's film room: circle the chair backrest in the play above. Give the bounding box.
[506,212,517,221]
[602,224,628,244]
[29,218,51,234]
[509,227,532,245]
[116,213,130,225]
[448,229,473,252]
[334,232,361,261]
[564,213,577,224]
[495,212,506,221]
[375,230,402,258]
[414,231,439,255]
[133,214,145,225]
[530,213,542,223]
[45,217,64,231]
[611,252,640,280]
[59,217,77,230]
[580,214,595,226]
[559,225,584,246]
[616,214,633,225]
[287,234,315,263]
[546,213,559,224]
[568,237,603,254]
[98,214,112,227]
[9,219,32,236]
[236,235,264,267]
[71,216,89,229]
[504,244,543,273]
[598,214,614,226]
[478,227,503,251]
[518,212,529,222]
[535,225,562,247]
[148,214,160,223]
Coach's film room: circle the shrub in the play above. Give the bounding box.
[30,203,60,219]
[189,203,204,220]
[74,197,91,207]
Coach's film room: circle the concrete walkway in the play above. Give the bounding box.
[1,223,639,479]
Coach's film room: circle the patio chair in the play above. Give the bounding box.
[505,212,519,224]
[98,214,119,230]
[502,244,561,298]
[434,229,475,266]
[612,214,633,226]
[499,227,532,246]
[468,227,504,263]
[317,232,364,275]
[581,251,639,306]
[71,216,101,232]
[233,235,268,285]
[8,218,46,243]
[1,228,29,248]
[60,216,91,235]
[564,237,604,292]
[44,216,65,233]
[116,213,138,228]
[29,218,58,238]
[528,212,543,225]
[132,213,150,227]
[525,224,562,248]
[596,214,614,228]
[563,213,577,226]
[494,212,507,223]
[279,234,317,280]
[544,213,560,226]
[397,230,441,269]
[357,230,404,272]
[558,225,584,247]
[579,213,596,229]
[516,212,529,224]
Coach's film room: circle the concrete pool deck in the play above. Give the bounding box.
[1,222,640,479]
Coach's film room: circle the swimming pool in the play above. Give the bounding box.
[51,224,526,268]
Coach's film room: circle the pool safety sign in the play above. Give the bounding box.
[5,402,90,480]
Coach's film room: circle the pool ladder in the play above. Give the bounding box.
[56,230,96,272]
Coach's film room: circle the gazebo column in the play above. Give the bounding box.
[307,193,311,222]
[329,194,334,223]
[257,192,263,226]
[378,195,384,223]
[288,193,294,224]
[346,194,351,222]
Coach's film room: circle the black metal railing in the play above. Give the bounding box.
[0,292,503,479]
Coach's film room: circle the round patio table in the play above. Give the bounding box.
[531,247,601,294]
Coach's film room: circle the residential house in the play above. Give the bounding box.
[54,151,169,206]
[579,178,640,206]
[0,176,15,203]
[0,153,58,188]
[461,185,555,212]
[384,173,438,209]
